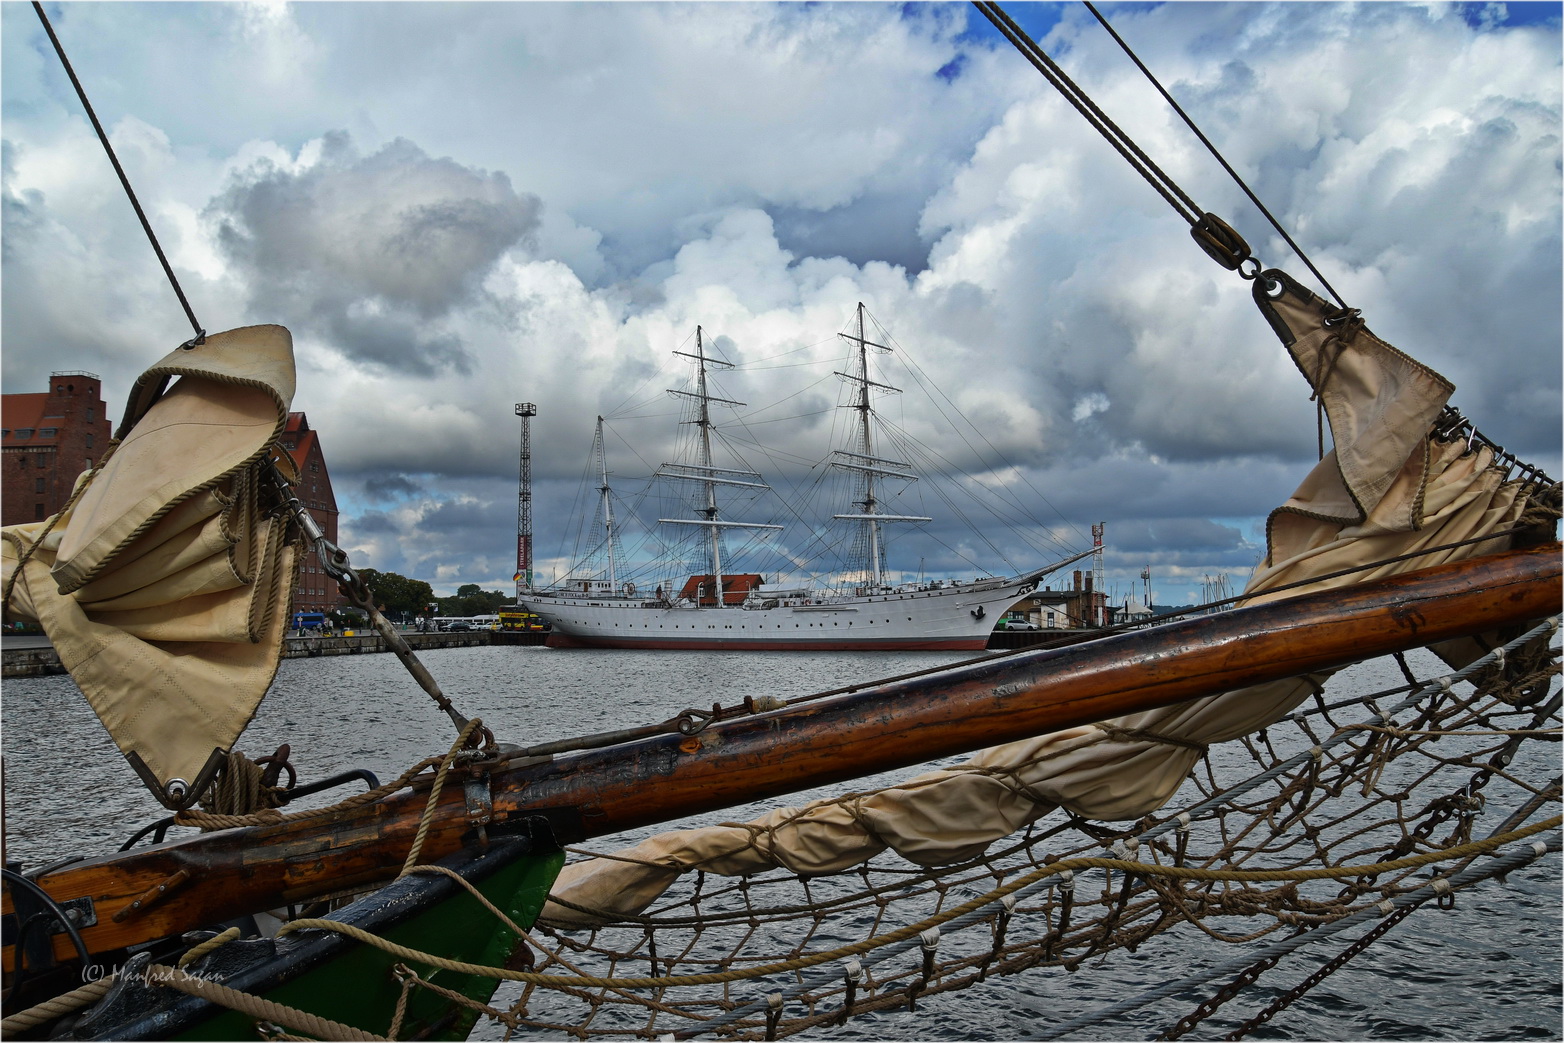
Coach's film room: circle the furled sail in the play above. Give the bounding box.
[2,325,300,809]
[540,272,1547,926]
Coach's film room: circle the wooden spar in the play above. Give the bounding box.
[512,542,1562,835]
[5,543,1559,970]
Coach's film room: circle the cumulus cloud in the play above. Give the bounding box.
[210,133,541,375]
[3,2,1557,604]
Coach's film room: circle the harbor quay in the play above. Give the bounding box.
[1,627,1059,679]
[0,628,547,679]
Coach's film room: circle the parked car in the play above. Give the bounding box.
[1001,618,1042,631]
[442,621,472,632]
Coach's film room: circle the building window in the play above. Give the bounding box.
[15,429,32,440]
[18,457,26,469]
[34,504,44,519]
[86,434,93,448]
[39,428,57,438]
[34,478,44,493]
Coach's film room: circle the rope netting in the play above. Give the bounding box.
[453,620,1561,1041]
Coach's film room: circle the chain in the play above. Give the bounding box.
[1222,905,1416,1040]
[1154,950,1283,1040]
[264,459,488,745]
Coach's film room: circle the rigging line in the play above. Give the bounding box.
[32,2,205,345]
[703,428,824,545]
[1081,2,1349,310]
[729,407,837,429]
[741,336,842,367]
[973,0,1201,228]
[603,419,662,478]
[603,332,698,422]
[876,409,1070,550]
[730,366,839,423]
[872,424,1018,568]
[868,308,1086,546]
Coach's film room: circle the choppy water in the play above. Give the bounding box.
[3,645,1560,1040]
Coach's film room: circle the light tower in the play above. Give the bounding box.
[515,402,537,600]
[1091,522,1105,627]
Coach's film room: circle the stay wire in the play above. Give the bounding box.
[1080,1,1349,309]
[32,2,205,345]
[973,1,1202,226]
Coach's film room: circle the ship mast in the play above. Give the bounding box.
[658,326,781,606]
[831,302,930,589]
[593,416,619,592]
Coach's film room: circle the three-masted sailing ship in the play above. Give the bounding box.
[520,305,1088,650]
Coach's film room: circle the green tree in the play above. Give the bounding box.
[436,587,511,617]
[358,568,436,618]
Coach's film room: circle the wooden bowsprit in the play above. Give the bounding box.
[4,543,1557,981]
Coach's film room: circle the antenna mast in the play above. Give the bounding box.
[1091,522,1105,626]
[515,403,537,599]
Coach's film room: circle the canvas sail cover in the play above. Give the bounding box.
[2,325,300,809]
[541,270,1542,926]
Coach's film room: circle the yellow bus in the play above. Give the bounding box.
[498,607,545,631]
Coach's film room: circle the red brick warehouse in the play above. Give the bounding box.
[280,412,344,619]
[2,372,112,525]
[3,375,342,622]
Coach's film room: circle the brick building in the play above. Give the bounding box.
[280,413,344,619]
[3,380,341,620]
[1008,570,1109,631]
[2,372,113,525]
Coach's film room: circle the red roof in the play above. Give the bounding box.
[282,413,319,473]
[677,573,766,606]
[2,394,59,444]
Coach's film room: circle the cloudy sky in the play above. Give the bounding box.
[3,1,1559,607]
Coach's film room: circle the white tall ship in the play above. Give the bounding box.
[520,305,1090,650]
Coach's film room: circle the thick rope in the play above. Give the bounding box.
[0,977,115,1034]
[400,719,484,877]
[391,966,522,1035]
[177,925,242,968]
[173,751,449,832]
[147,965,386,1041]
[197,754,287,828]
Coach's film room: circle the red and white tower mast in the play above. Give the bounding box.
[515,402,537,599]
[1091,521,1105,626]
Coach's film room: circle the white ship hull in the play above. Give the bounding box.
[520,570,1047,650]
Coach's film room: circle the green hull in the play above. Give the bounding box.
[74,822,564,1041]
